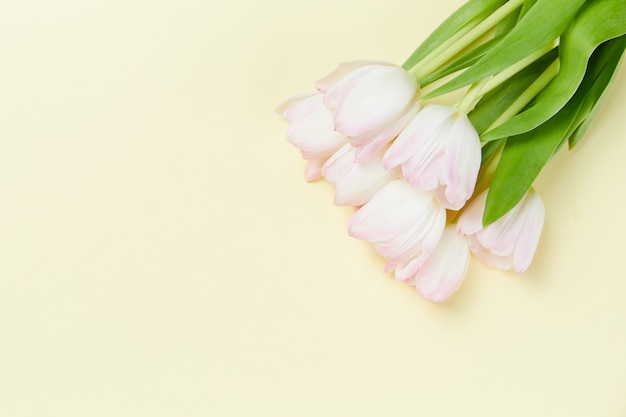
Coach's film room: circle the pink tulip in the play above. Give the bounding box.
[322,144,398,207]
[408,225,470,302]
[316,61,420,163]
[276,92,347,181]
[383,104,481,210]
[348,180,446,281]
[457,188,545,273]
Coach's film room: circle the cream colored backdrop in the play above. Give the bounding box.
[1,0,625,415]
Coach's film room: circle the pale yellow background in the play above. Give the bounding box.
[1,0,625,415]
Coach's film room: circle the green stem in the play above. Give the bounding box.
[409,0,525,80]
[456,78,489,113]
[418,23,477,75]
[475,142,503,195]
[482,58,560,134]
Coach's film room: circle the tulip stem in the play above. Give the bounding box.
[409,0,525,81]
[475,142,503,196]
[482,58,560,134]
[456,78,489,114]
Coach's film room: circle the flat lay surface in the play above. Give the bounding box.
[1,0,625,415]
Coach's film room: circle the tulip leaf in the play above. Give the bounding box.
[493,3,521,35]
[516,0,538,20]
[402,0,506,71]
[482,102,579,226]
[481,0,626,142]
[424,0,586,100]
[420,4,527,87]
[480,138,504,165]
[467,47,557,135]
[482,35,626,225]
[569,35,626,149]
[420,34,506,87]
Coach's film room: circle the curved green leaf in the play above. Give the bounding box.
[482,35,626,225]
[482,102,579,226]
[420,34,506,87]
[480,138,505,165]
[481,0,626,142]
[569,35,626,149]
[402,0,505,71]
[420,1,527,87]
[468,48,558,134]
[424,0,586,100]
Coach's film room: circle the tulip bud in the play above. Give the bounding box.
[322,144,398,207]
[316,61,420,163]
[409,225,470,302]
[348,180,446,280]
[384,104,481,210]
[457,188,545,273]
[276,92,347,181]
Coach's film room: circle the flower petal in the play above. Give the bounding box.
[415,226,470,302]
[456,190,488,235]
[315,60,393,92]
[438,112,481,209]
[511,189,545,272]
[353,101,420,163]
[458,188,545,272]
[329,65,418,137]
[383,104,480,210]
[322,144,397,206]
[348,180,441,243]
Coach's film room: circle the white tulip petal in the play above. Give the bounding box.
[277,92,348,180]
[511,189,545,272]
[415,226,470,302]
[349,180,436,242]
[456,190,488,235]
[458,188,545,273]
[348,180,445,271]
[353,101,420,163]
[315,60,393,92]
[322,144,396,207]
[384,104,480,210]
[315,62,420,163]
[304,159,325,182]
[330,66,418,137]
[282,93,346,158]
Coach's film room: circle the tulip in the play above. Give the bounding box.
[383,104,481,210]
[316,61,420,163]
[407,225,470,302]
[457,188,545,273]
[348,180,446,281]
[322,143,398,207]
[276,92,347,181]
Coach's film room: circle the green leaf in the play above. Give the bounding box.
[482,35,626,225]
[493,4,520,36]
[423,0,586,100]
[517,0,538,20]
[569,35,626,148]
[482,102,580,226]
[467,47,558,134]
[480,138,505,165]
[402,0,506,71]
[420,34,505,87]
[481,0,626,142]
[420,0,531,87]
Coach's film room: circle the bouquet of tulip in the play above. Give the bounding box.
[276,0,626,302]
